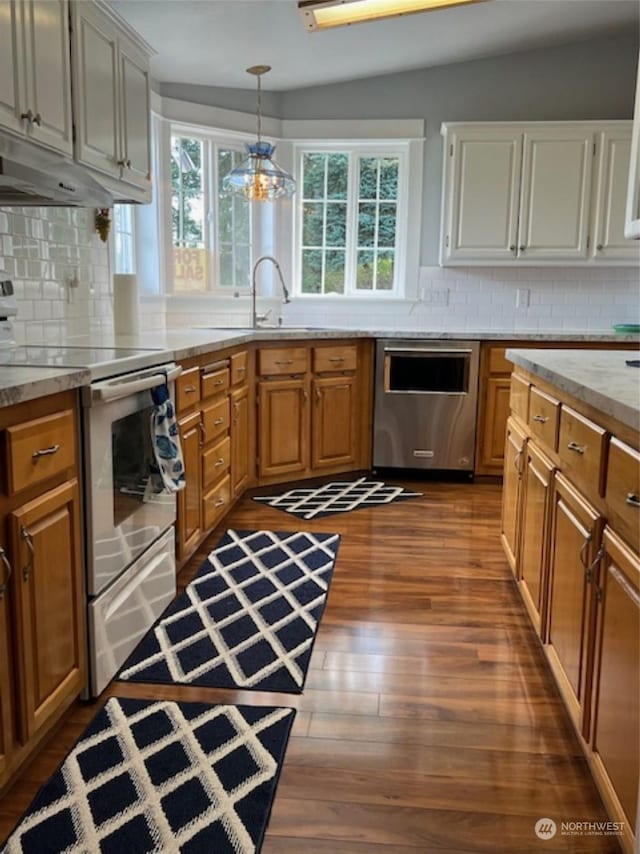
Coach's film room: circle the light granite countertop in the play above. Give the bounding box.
[1,327,638,408]
[0,366,91,408]
[506,348,640,432]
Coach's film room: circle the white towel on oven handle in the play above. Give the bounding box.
[149,382,186,493]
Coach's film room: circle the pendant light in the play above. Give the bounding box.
[222,65,296,202]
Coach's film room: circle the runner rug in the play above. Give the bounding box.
[118,529,340,693]
[0,696,295,854]
[253,475,422,520]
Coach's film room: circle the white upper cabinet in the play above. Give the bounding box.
[594,130,639,258]
[0,0,72,156]
[441,121,639,266]
[71,0,152,200]
[444,128,521,262]
[624,57,640,239]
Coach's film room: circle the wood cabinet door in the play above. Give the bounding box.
[589,528,639,842]
[311,376,356,470]
[22,0,73,155]
[177,411,202,561]
[443,128,522,263]
[231,385,250,497]
[518,129,594,261]
[258,378,309,479]
[477,376,511,474]
[519,442,555,638]
[0,0,25,136]
[70,1,120,176]
[500,417,526,576]
[545,473,602,735]
[0,540,14,782]
[9,480,85,744]
[592,130,639,261]
[118,30,151,191]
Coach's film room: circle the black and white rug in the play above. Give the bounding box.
[253,476,422,520]
[0,696,295,854]
[118,529,340,694]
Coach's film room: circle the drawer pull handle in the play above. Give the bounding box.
[579,532,592,570]
[32,444,60,459]
[214,498,226,507]
[0,547,12,599]
[626,493,640,508]
[236,366,246,372]
[21,527,34,581]
[212,379,225,386]
[329,356,345,362]
[532,415,548,424]
[567,441,585,455]
[215,457,225,467]
[213,417,224,426]
[514,447,523,477]
[275,359,294,366]
[199,422,207,446]
[184,385,197,394]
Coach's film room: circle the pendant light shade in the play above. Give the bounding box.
[222,66,296,202]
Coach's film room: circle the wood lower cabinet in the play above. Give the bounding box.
[9,480,84,744]
[519,442,555,637]
[545,473,602,735]
[588,529,639,851]
[258,377,310,479]
[476,376,511,473]
[231,385,250,496]
[312,375,356,470]
[500,417,526,574]
[177,410,202,562]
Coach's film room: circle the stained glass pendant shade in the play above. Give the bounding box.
[222,65,296,202]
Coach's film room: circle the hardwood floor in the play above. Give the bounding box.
[0,480,621,852]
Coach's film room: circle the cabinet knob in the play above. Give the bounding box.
[519,245,526,252]
[626,492,640,508]
[117,158,128,167]
[509,245,516,252]
[33,112,42,126]
[0,547,12,599]
[126,159,132,169]
[20,109,34,124]
[596,244,603,252]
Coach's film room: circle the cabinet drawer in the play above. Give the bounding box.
[313,344,357,373]
[203,474,231,531]
[558,405,606,495]
[176,367,201,413]
[202,435,231,489]
[605,438,640,551]
[510,374,529,422]
[259,347,308,376]
[231,350,249,385]
[201,366,230,399]
[5,409,76,495]
[202,397,230,442]
[528,386,560,451]
[488,347,511,375]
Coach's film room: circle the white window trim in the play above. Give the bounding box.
[292,139,414,298]
[111,204,136,276]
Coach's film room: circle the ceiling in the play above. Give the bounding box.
[110,0,639,92]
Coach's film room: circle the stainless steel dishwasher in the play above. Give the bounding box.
[373,339,480,471]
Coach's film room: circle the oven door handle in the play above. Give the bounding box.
[384,347,473,355]
[87,364,182,404]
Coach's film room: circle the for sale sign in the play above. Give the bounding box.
[174,248,208,292]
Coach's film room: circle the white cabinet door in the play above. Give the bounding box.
[118,31,151,194]
[443,129,521,263]
[592,131,640,262]
[0,1,25,136]
[22,0,73,155]
[71,2,120,177]
[518,130,594,261]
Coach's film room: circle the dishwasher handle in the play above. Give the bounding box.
[383,347,474,355]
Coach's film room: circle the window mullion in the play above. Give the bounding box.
[373,159,381,291]
[346,151,357,297]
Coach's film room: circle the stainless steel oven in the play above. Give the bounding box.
[373,340,480,471]
[83,363,181,695]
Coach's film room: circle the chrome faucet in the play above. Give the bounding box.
[252,255,290,328]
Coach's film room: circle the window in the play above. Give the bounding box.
[113,204,135,274]
[170,131,252,293]
[297,145,405,296]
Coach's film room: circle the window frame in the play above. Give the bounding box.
[166,122,257,295]
[292,139,410,298]
[112,203,136,275]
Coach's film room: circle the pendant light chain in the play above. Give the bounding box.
[256,72,262,145]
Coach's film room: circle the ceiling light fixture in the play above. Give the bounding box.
[222,65,295,202]
[298,0,488,31]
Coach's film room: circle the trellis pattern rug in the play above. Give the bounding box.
[118,529,340,694]
[0,697,295,854]
[253,476,422,520]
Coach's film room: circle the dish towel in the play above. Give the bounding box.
[149,382,185,493]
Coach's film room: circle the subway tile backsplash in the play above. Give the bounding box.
[1,206,638,338]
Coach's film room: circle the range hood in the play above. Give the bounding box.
[0,133,115,208]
